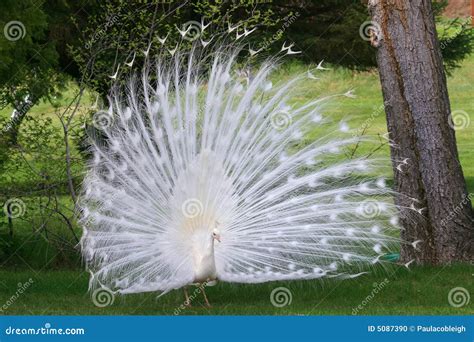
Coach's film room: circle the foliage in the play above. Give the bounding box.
[0,112,83,257]
[267,0,473,71]
[0,0,63,109]
[432,0,474,73]
[437,17,474,72]
[1,0,471,113]
[68,1,280,98]
[267,0,375,69]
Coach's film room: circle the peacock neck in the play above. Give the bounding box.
[191,232,216,260]
[205,235,215,257]
[191,233,217,283]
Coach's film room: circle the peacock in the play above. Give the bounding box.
[79,37,405,307]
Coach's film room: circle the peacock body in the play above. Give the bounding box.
[80,44,401,296]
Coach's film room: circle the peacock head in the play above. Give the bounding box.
[212,229,221,243]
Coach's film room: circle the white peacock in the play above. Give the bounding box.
[79,42,402,307]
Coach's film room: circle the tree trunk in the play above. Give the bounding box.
[369,0,474,264]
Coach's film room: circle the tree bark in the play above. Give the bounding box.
[369,0,474,264]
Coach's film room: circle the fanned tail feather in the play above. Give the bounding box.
[80,44,401,295]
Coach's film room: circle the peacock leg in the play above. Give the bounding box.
[202,286,211,307]
[184,287,192,306]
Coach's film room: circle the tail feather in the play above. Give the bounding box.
[80,44,401,295]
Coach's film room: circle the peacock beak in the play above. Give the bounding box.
[214,234,221,243]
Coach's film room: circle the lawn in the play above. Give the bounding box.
[0,265,472,315]
[0,53,473,316]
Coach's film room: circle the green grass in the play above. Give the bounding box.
[0,265,472,315]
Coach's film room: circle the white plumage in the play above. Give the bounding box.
[79,44,400,297]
